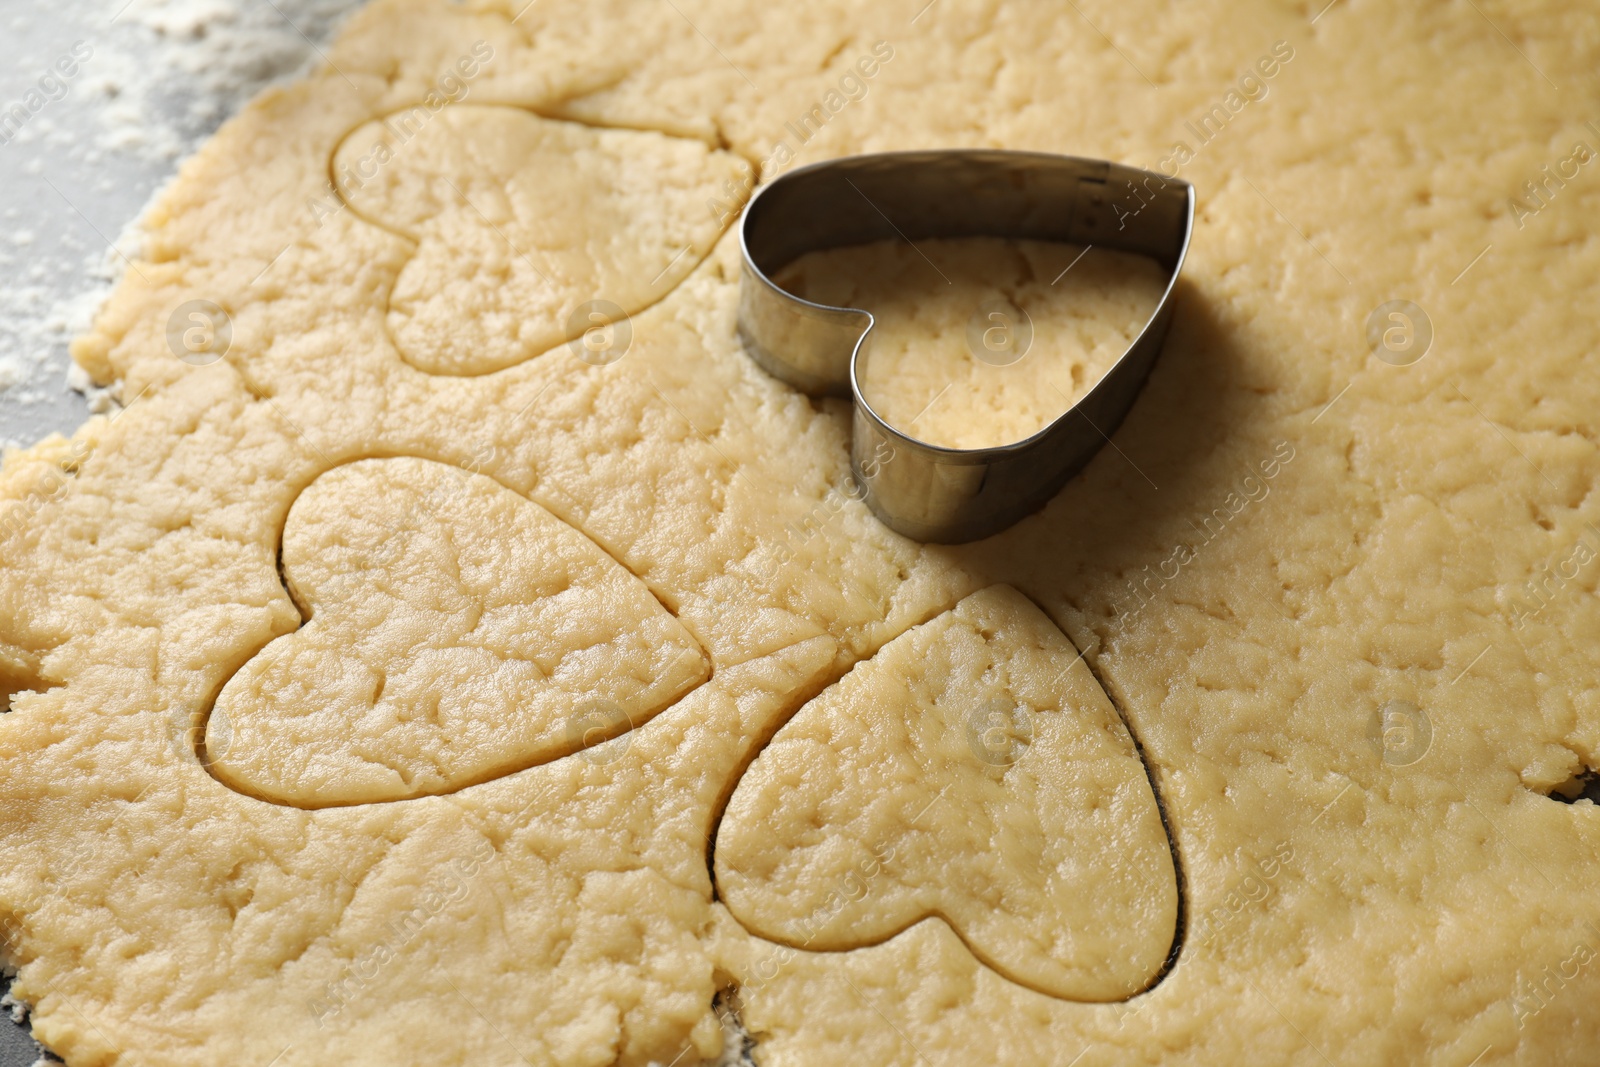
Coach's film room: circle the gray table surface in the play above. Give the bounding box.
[0,0,360,1057]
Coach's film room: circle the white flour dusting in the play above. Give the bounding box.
[0,0,363,450]
[0,12,367,1067]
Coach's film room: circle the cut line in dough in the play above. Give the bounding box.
[331,105,753,376]
[199,455,712,807]
[712,586,1183,1003]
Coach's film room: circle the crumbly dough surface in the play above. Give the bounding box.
[3,1,1600,1066]
[775,238,1166,449]
[334,106,751,375]
[715,586,1177,1002]
[211,456,712,806]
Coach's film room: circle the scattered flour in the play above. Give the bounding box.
[0,9,365,1067]
[0,0,363,449]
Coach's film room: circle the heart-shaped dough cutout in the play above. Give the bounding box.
[714,585,1176,1001]
[333,106,752,375]
[207,457,710,806]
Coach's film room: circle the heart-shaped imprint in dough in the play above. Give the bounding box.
[333,106,752,376]
[207,457,710,807]
[714,585,1177,1001]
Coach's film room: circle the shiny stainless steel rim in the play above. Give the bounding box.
[737,150,1194,543]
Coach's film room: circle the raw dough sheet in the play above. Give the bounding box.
[2,1,1599,1065]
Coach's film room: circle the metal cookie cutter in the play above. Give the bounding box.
[737,150,1194,543]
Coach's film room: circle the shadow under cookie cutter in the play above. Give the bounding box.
[737,150,1194,543]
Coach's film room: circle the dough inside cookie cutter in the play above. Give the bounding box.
[737,151,1194,543]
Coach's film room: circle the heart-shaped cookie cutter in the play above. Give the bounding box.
[737,150,1194,543]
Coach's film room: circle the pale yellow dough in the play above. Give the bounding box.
[334,107,751,375]
[775,238,1166,449]
[715,586,1177,1003]
[210,456,711,806]
[3,1,1600,1066]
